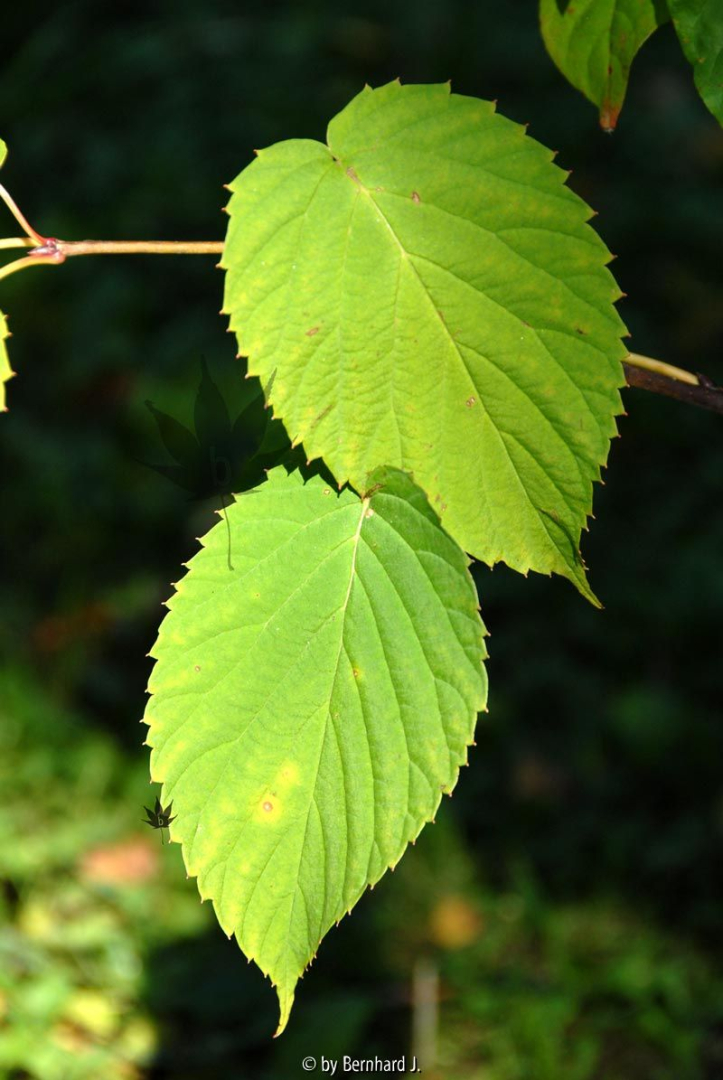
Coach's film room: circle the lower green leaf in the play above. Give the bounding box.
[0,312,13,412]
[0,143,13,412]
[144,467,487,1033]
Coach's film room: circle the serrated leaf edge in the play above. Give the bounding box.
[145,469,488,1034]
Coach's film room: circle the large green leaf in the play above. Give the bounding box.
[145,466,487,1033]
[669,0,723,125]
[540,0,669,130]
[0,140,13,413]
[0,311,12,413]
[223,81,626,602]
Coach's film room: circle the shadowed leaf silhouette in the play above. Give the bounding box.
[143,359,290,501]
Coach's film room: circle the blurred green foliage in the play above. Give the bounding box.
[0,1,722,1077]
[3,670,723,1078]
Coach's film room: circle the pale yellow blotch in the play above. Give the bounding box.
[252,762,301,824]
[277,760,301,788]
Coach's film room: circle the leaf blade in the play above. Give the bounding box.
[223,82,627,598]
[0,312,13,413]
[0,142,14,412]
[144,466,487,1032]
[669,0,723,126]
[540,0,670,130]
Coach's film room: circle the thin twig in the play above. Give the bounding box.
[0,253,61,282]
[411,956,439,1072]
[624,358,723,416]
[0,237,35,251]
[0,183,46,244]
[625,352,699,387]
[58,239,224,257]
[2,183,722,417]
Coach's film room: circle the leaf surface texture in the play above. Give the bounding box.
[145,466,487,1032]
[223,82,626,598]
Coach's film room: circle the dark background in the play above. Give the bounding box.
[0,2,722,1078]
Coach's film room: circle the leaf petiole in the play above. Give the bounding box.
[0,182,46,245]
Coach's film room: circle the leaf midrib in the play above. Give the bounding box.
[337,176,588,567]
[278,492,369,980]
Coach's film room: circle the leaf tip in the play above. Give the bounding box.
[273,985,295,1038]
[599,102,620,133]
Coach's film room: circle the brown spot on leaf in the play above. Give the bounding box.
[412,191,421,204]
[306,326,320,337]
[310,403,333,432]
[466,396,476,407]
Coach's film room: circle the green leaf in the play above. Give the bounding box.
[145,466,487,1033]
[0,142,15,413]
[0,311,13,413]
[222,81,626,602]
[540,0,669,130]
[669,0,723,125]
